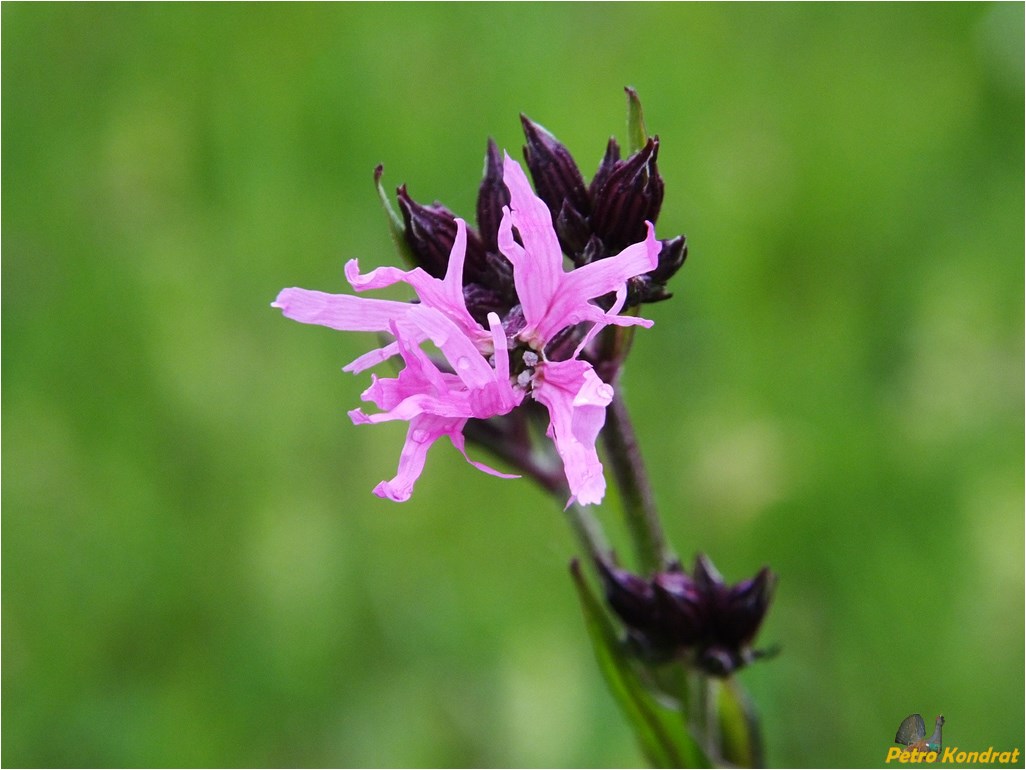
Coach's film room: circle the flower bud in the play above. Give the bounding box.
[598,553,776,677]
[651,235,688,283]
[396,185,461,278]
[476,139,509,255]
[590,137,665,253]
[554,199,592,260]
[589,137,621,201]
[520,114,591,222]
[397,185,493,287]
[627,235,688,305]
[597,558,658,629]
[718,566,775,652]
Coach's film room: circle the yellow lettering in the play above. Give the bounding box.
[886,747,903,762]
[904,749,936,764]
[925,746,1026,764]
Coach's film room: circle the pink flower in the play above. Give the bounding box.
[273,220,521,502]
[496,153,659,504]
[273,154,660,505]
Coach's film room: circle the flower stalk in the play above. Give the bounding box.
[601,386,674,575]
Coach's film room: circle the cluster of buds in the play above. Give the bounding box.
[518,111,687,306]
[334,91,688,500]
[598,554,776,677]
[389,88,687,333]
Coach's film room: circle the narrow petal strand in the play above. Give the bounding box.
[561,221,661,302]
[344,220,482,340]
[342,341,401,374]
[273,288,409,332]
[399,305,498,392]
[501,152,565,300]
[572,284,652,358]
[448,430,521,480]
[373,415,466,502]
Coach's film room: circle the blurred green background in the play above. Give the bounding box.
[3,3,1023,767]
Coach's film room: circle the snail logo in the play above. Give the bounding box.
[895,714,945,754]
[885,714,1022,765]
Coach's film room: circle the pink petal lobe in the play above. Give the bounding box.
[399,305,497,392]
[356,322,470,420]
[343,341,401,374]
[448,430,521,480]
[501,153,564,289]
[344,220,482,340]
[531,359,614,506]
[561,221,660,302]
[498,155,567,336]
[372,415,467,502]
[272,288,409,332]
[343,259,411,292]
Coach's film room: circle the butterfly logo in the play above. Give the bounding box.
[895,713,945,753]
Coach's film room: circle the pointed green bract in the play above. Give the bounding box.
[625,86,649,155]
[373,164,416,267]
[569,561,710,769]
[715,676,765,767]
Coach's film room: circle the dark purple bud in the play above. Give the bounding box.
[554,199,591,259]
[653,570,706,646]
[462,284,510,326]
[598,552,776,678]
[693,553,725,592]
[719,567,775,648]
[476,139,509,255]
[650,235,688,283]
[461,249,517,326]
[589,137,621,201]
[596,558,659,630]
[543,324,581,363]
[625,236,688,305]
[396,185,460,278]
[520,114,591,222]
[397,185,491,287]
[697,646,745,678]
[481,250,515,294]
[590,137,665,253]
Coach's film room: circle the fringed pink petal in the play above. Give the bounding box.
[531,359,614,506]
[272,288,410,332]
[344,221,483,342]
[561,221,660,302]
[342,341,401,375]
[399,305,498,392]
[501,153,565,299]
[372,415,467,502]
[448,430,521,480]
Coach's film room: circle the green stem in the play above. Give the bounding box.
[564,500,611,564]
[602,387,675,574]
